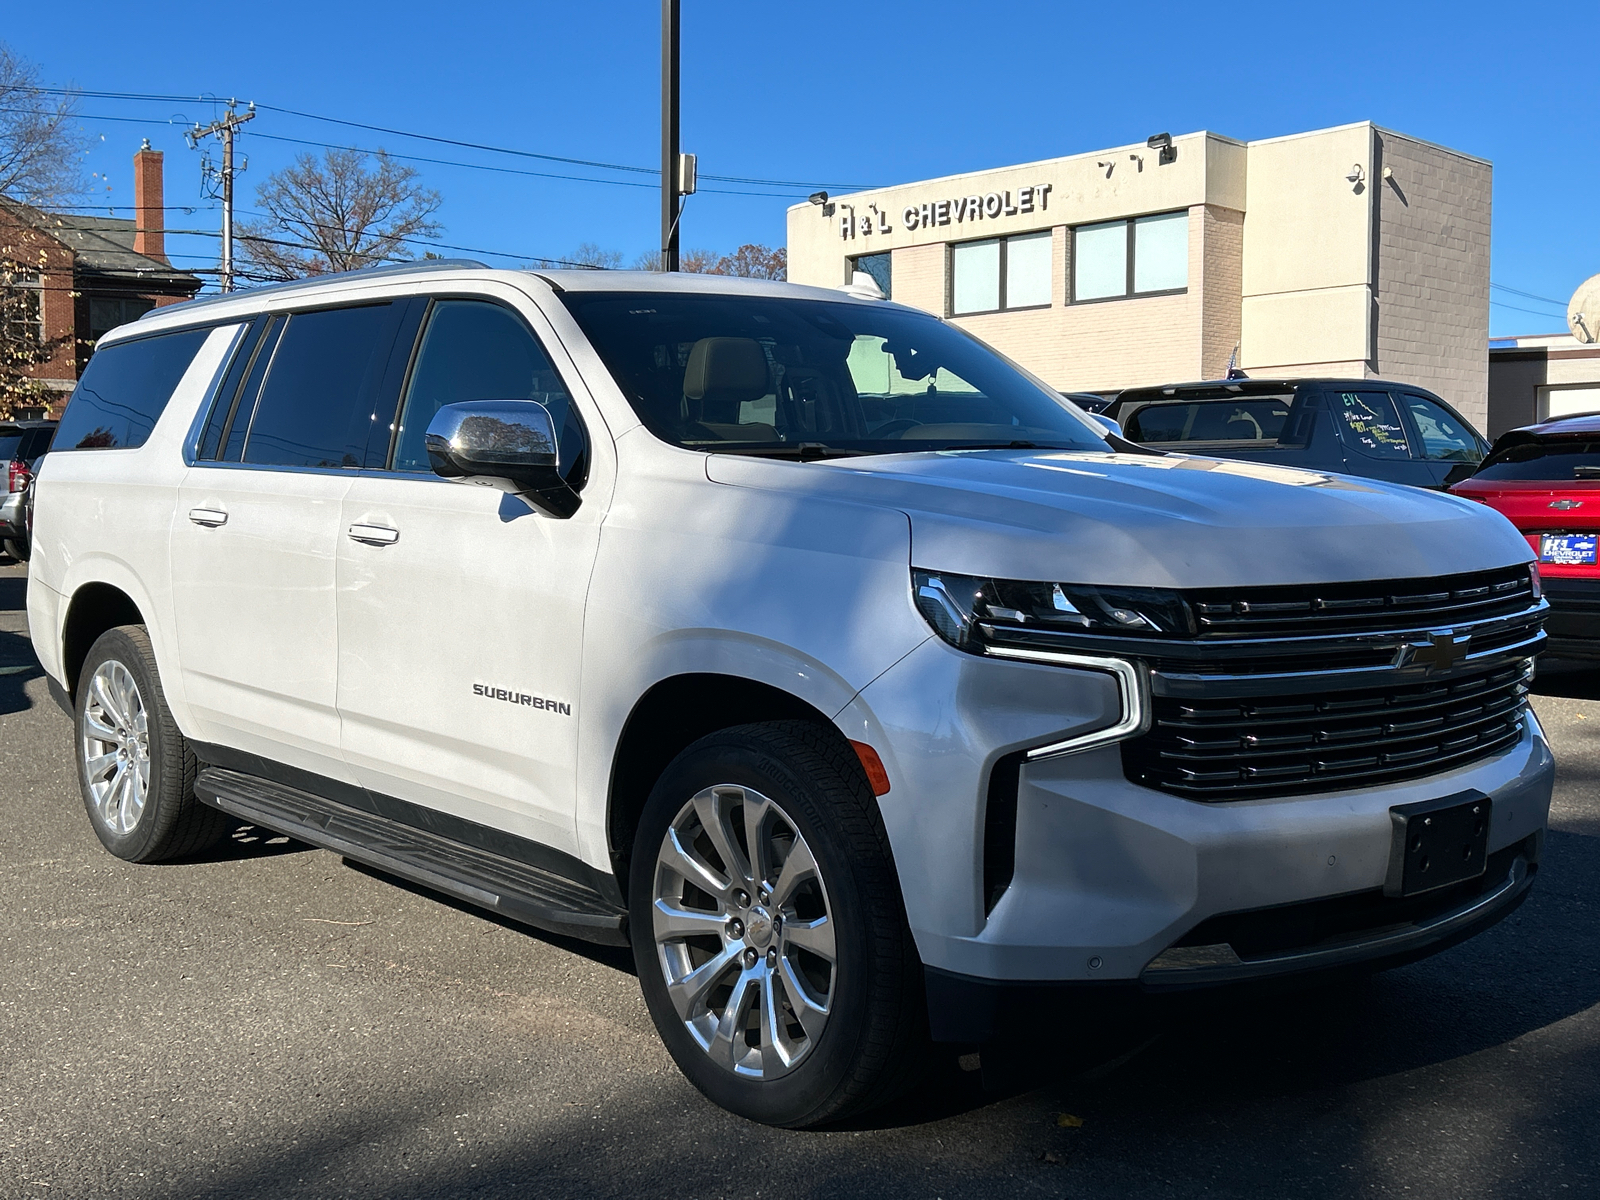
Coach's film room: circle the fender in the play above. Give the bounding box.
[52,552,193,727]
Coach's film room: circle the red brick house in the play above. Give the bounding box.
[0,144,202,418]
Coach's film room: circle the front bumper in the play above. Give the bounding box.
[925,833,1537,1041]
[844,637,1554,996]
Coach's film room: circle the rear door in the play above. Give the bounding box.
[170,300,414,780]
[1325,387,1434,488]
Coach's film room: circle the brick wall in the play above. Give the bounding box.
[1374,130,1492,430]
[1199,205,1244,378]
[0,209,77,396]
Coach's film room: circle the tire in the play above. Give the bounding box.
[0,538,21,562]
[629,720,926,1127]
[74,625,228,862]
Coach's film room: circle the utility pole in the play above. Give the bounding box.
[188,102,256,292]
[660,0,680,272]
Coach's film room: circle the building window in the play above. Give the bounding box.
[1,264,44,344]
[849,252,892,299]
[88,296,156,345]
[1070,210,1189,303]
[951,231,1053,316]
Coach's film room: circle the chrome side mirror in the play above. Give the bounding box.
[424,401,581,518]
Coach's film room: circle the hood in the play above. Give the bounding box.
[705,449,1533,589]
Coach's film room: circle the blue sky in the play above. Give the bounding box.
[9,0,1593,333]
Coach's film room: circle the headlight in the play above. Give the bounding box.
[914,569,1193,651]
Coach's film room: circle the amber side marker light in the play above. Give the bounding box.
[850,741,892,796]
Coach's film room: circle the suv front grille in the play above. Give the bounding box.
[1188,566,1535,639]
[1123,661,1531,800]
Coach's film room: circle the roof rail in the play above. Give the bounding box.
[146,257,490,318]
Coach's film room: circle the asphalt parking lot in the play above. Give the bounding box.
[1,556,1596,1200]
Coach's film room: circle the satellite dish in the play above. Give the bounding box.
[1571,273,1600,345]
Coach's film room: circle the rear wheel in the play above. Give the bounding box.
[630,720,926,1127]
[75,625,228,862]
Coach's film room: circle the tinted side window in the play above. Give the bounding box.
[1401,393,1481,462]
[1124,398,1292,444]
[242,305,398,469]
[1332,390,1411,460]
[393,300,584,478]
[54,328,210,451]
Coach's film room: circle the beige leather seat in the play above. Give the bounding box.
[681,337,777,441]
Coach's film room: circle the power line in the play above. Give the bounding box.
[16,86,885,191]
[247,130,807,198]
[1491,299,1571,320]
[1,105,816,199]
[1490,282,1568,308]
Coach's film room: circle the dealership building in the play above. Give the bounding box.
[787,122,1493,429]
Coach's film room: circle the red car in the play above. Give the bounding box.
[1451,412,1600,658]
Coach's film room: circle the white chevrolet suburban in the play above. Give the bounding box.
[28,262,1553,1127]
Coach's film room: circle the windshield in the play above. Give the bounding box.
[0,435,22,463]
[558,291,1110,456]
[1474,438,1600,481]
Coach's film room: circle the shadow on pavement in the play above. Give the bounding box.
[341,856,639,975]
[0,628,42,717]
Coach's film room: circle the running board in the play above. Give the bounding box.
[194,766,629,946]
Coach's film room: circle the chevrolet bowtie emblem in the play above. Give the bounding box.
[1549,499,1583,510]
[1394,629,1471,671]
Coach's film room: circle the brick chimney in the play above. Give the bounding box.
[133,140,166,264]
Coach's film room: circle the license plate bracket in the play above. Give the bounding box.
[1383,789,1491,898]
[1540,533,1597,565]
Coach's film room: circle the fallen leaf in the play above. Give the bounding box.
[1056,1113,1084,1128]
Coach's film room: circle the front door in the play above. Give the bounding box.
[334,296,606,854]
[1396,391,1486,489]
[170,300,410,780]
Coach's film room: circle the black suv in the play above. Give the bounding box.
[1,419,57,560]
[1105,379,1488,490]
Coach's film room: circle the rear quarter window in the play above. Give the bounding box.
[1124,398,1294,444]
[54,328,211,451]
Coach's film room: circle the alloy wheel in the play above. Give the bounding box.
[650,784,836,1079]
[80,659,151,835]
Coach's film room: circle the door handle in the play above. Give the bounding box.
[188,507,228,527]
[347,523,400,546]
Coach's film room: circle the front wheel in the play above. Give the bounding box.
[629,721,926,1127]
[75,625,228,862]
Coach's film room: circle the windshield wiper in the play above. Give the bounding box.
[704,442,874,461]
[947,440,1041,450]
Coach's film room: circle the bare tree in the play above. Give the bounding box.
[631,247,723,273]
[531,242,622,271]
[0,44,87,208]
[239,148,442,279]
[711,244,786,280]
